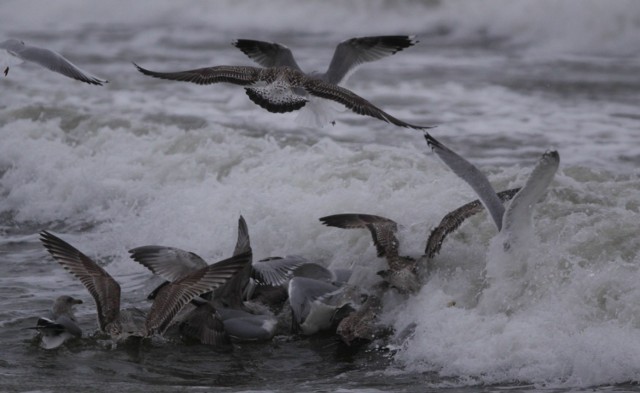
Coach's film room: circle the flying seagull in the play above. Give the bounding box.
[29,295,83,349]
[424,133,559,248]
[233,35,418,85]
[133,63,432,130]
[0,39,107,85]
[233,35,419,127]
[39,230,250,340]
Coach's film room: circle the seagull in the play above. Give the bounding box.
[233,35,418,85]
[287,276,357,336]
[29,295,83,349]
[0,39,107,85]
[319,192,522,293]
[233,35,419,127]
[133,63,433,130]
[424,133,559,248]
[129,216,303,343]
[39,230,250,340]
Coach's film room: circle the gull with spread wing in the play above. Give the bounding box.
[39,231,250,341]
[0,39,107,85]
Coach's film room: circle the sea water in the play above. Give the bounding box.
[1,1,639,392]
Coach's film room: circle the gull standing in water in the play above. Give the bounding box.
[39,231,249,341]
[133,63,433,130]
[233,35,419,127]
[0,39,107,85]
[29,295,83,349]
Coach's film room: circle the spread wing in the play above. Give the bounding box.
[252,256,308,286]
[424,133,505,230]
[133,63,261,86]
[233,39,302,70]
[128,245,207,281]
[145,250,252,336]
[502,151,559,240]
[233,215,252,256]
[320,213,400,259]
[302,78,433,130]
[424,188,521,258]
[39,231,120,331]
[15,44,107,85]
[324,35,418,84]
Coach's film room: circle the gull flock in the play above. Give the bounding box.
[2,36,559,350]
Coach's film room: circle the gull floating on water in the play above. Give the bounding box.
[424,132,559,248]
[29,295,83,349]
[133,62,433,130]
[39,231,249,341]
[0,39,107,85]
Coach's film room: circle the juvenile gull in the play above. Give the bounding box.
[233,35,419,127]
[234,35,418,85]
[424,133,559,248]
[39,230,250,340]
[129,216,303,343]
[0,39,107,85]
[29,295,83,349]
[133,63,433,130]
[319,193,521,292]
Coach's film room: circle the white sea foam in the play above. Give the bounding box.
[1,0,639,389]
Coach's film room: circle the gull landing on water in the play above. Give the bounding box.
[0,39,107,85]
[133,63,433,130]
[319,186,521,294]
[233,35,419,128]
[424,133,559,249]
[39,231,250,341]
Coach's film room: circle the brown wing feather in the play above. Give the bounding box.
[424,188,522,258]
[39,231,121,331]
[302,78,433,130]
[133,63,261,86]
[145,250,252,336]
[319,214,399,258]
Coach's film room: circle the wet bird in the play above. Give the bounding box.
[129,216,303,343]
[0,39,107,85]
[233,35,419,127]
[39,230,250,341]
[319,193,521,293]
[133,63,432,130]
[424,133,559,248]
[29,295,83,349]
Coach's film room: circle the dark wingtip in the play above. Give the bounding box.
[423,132,441,150]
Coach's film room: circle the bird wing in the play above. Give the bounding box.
[16,45,107,85]
[424,133,506,231]
[302,78,432,129]
[40,231,120,332]
[501,151,559,241]
[128,245,207,281]
[252,255,308,286]
[233,39,302,70]
[134,63,261,86]
[320,213,400,259]
[145,250,252,336]
[324,35,418,84]
[424,188,521,258]
[233,215,252,257]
